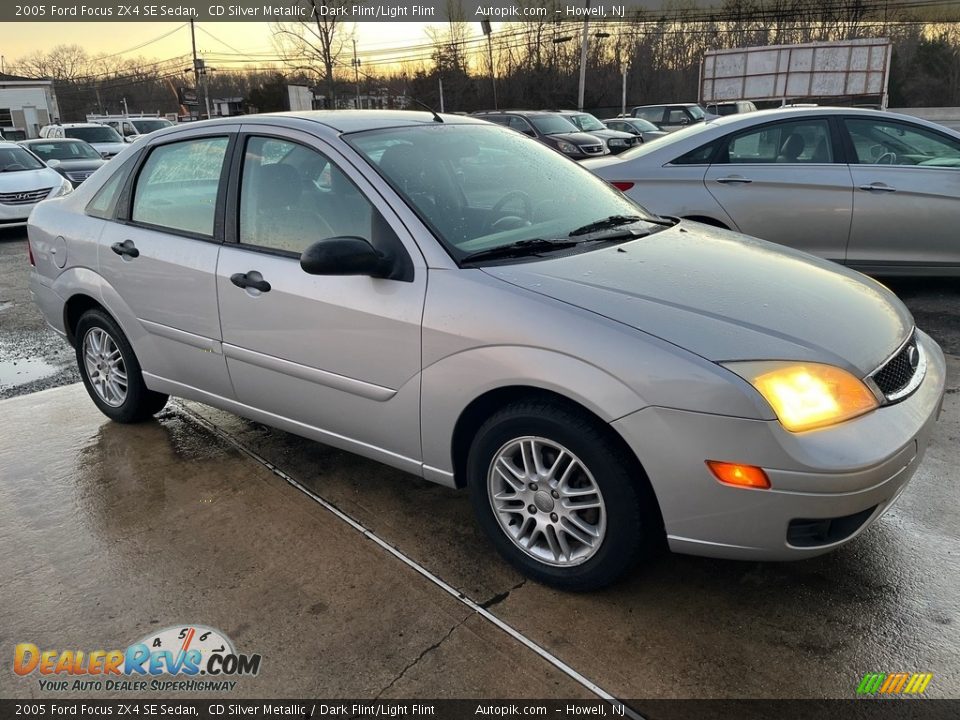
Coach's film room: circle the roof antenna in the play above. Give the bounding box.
[409,98,443,123]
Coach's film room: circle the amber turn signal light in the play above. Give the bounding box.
[706,461,770,489]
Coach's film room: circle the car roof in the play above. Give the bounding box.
[474,110,561,117]
[21,137,86,143]
[0,141,23,149]
[633,103,700,108]
[264,110,490,133]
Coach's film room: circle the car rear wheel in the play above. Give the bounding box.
[467,400,658,590]
[75,309,168,423]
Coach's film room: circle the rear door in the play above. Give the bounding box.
[841,115,960,272]
[214,126,426,469]
[703,117,853,261]
[98,128,235,399]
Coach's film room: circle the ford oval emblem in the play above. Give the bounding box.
[907,344,919,372]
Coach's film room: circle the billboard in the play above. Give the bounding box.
[700,39,892,107]
[286,84,314,112]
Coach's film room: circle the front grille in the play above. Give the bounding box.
[870,331,924,402]
[65,170,94,184]
[581,144,605,155]
[0,188,52,205]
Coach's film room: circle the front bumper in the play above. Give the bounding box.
[612,330,946,560]
[0,201,37,227]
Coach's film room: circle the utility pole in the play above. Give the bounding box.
[122,97,129,116]
[438,75,445,113]
[189,18,201,119]
[621,65,628,117]
[352,39,361,109]
[481,18,497,110]
[577,0,591,111]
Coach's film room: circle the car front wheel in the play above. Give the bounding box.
[467,400,659,590]
[75,309,169,423]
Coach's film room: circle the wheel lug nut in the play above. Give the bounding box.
[528,505,537,514]
[550,513,558,522]
[551,490,559,499]
[529,483,538,491]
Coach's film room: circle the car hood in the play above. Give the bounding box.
[53,159,105,171]
[546,131,605,146]
[0,167,61,192]
[579,128,633,140]
[482,222,912,375]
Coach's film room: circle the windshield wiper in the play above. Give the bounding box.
[569,214,678,236]
[460,238,578,265]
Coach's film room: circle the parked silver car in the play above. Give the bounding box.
[585,107,960,275]
[28,111,945,590]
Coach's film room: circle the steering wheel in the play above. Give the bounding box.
[486,191,533,233]
[877,151,898,165]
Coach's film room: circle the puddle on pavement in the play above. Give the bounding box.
[0,357,59,391]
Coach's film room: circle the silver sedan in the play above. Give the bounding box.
[585,107,960,275]
[27,111,945,590]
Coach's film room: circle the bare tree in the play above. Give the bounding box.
[271,0,354,108]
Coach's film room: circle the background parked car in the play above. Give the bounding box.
[39,123,126,158]
[473,110,608,159]
[585,107,960,275]
[0,141,72,228]
[99,116,175,142]
[601,117,668,143]
[553,110,639,154]
[705,100,759,116]
[631,103,712,132]
[19,138,106,186]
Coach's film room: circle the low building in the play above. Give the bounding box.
[0,73,60,139]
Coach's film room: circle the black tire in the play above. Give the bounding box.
[467,400,660,591]
[75,309,168,423]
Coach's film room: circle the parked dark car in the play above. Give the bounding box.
[601,117,668,144]
[19,138,106,186]
[472,110,609,159]
[553,110,639,154]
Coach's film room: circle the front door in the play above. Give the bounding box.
[703,117,853,262]
[842,115,960,272]
[215,128,426,470]
[98,130,234,399]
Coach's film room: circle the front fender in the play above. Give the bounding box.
[419,345,645,477]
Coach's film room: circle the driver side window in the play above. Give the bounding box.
[238,136,378,255]
[844,118,960,167]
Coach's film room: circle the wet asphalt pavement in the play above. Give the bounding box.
[1,227,959,702]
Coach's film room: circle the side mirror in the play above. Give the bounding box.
[300,237,391,278]
[46,159,61,169]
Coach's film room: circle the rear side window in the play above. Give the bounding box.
[634,107,663,124]
[672,140,719,165]
[87,155,138,219]
[720,120,833,164]
[131,136,228,236]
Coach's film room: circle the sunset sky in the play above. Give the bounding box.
[0,22,462,72]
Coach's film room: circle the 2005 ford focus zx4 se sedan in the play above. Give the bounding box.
[27,111,945,590]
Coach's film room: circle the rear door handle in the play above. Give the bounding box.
[859,183,897,192]
[715,176,752,184]
[110,240,139,258]
[230,272,271,293]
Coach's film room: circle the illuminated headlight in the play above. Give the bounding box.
[725,361,879,432]
[608,138,627,147]
[51,178,73,198]
[556,140,579,155]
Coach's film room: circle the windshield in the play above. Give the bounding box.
[347,124,659,262]
[132,119,173,134]
[570,114,606,132]
[26,140,101,161]
[688,105,706,120]
[0,146,46,172]
[528,115,580,135]
[628,118,659,132]
[66,126,123,144]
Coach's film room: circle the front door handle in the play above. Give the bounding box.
[859,183,897,192]
[230,272,271,293]
[715,176,753,184]
[110,240,139,258]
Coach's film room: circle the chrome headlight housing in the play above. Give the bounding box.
[51,177,74,198]
[608,138,627,147]
[556,140,579,155]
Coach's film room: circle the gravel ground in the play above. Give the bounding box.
[1,227,957,399]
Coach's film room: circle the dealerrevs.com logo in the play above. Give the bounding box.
[13,624,262,692]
